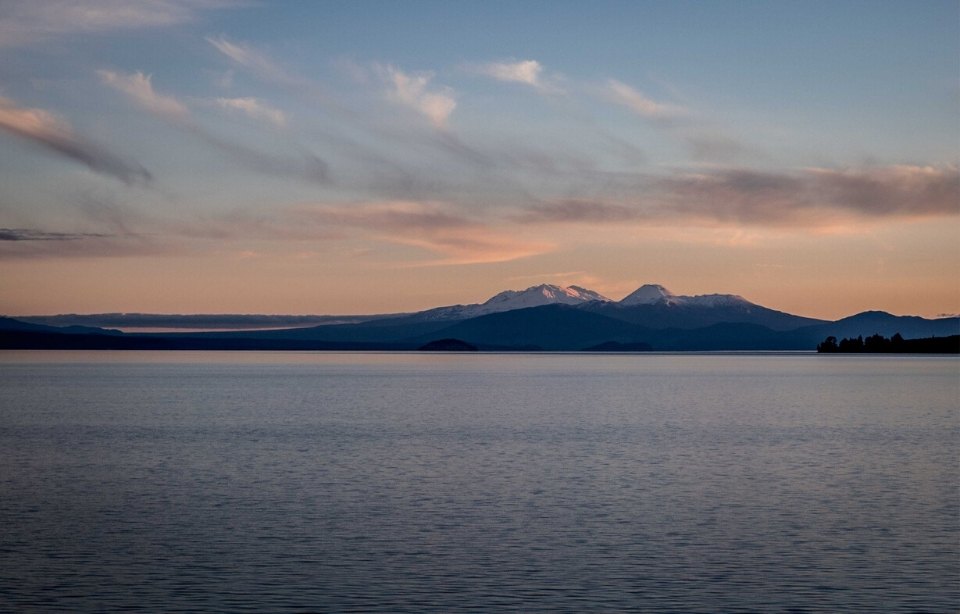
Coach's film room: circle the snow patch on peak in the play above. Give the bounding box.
[482,284,610,310]
[685,293,751,307]
[619,284,755,308]
[413,283,753,323]
[619,284,676,305]
[567,285,611,302]
[483,284,610,309]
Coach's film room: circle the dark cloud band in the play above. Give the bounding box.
[517,165,959,227]
[0,228,112,241]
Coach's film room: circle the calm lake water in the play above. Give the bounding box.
[0,351,957,612]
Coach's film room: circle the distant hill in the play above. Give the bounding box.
[804,311,960,340]
[583,299,824,331]
[0,316,120,336]
[14,313,383,330]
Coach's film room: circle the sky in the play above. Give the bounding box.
[0,0,957,320]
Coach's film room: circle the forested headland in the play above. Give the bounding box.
[817,333,959,353]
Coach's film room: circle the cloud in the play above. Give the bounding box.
[0,228,110,241]
[683,132,748,161]
[514,200,640,224]
[289,200,550,264]
[98,69,329,184]
[290,200,472,231]
[215,97,286,127]
[377,65,456,128]
[0,227,167,260]
[475,60,558,92]
[602,78,750,162]
[208,35,277,75]
[204,136,330,184]
[481,60,542,85]
[207,35,300,87]
[398,231,549,266]
[0,95,150,184]
[805,165,960,217]
[208,36,346,121]
[98,70,189,119]
[656,165,960,225]
[0,0,242,47]
[515,165,959,229]
[603,78,751,160]
[207,40,503,181]
[605,79,686,120]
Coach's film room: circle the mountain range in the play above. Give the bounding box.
[3,283,958,351]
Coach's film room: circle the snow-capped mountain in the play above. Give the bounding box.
[682,293,753,308]
[409,284,611,321]
[584,282,822,331]
[619,283,752,308]
[481,284,610,312]
[619,284,677,305]
[399,282,761,323]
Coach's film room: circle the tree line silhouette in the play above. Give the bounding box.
[817,333,959,353]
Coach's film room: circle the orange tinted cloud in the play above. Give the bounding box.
[0,95,150,183]
[290,200,551,264]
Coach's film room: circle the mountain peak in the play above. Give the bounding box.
[412,283,610,322]
[618,284,755,308]
[483,284,610,309]
[619,284,676,305]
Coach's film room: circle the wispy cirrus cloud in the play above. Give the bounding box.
[0,0,243,47]
[376,65,456,128]
[98,70,189,120]
[98,69,328,184]
[603,78,751,161]
[209,38,459,133]
[0,95,150,184]
[206,35,308,91]
[605,79,686,121]
[215,97,286,127]
[207,39,522,180]
[473,59,561,93]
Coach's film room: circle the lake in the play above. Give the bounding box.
[0,351,957,612]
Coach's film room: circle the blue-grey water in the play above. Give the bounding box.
[0,351,957,612]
